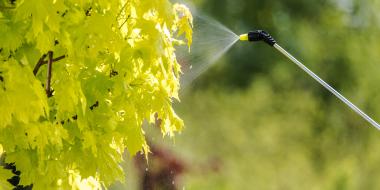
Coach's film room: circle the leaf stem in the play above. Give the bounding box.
[119,15,131,29]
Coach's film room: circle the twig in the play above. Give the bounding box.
[46,51,53,97]
[33,55,66,76]
[33,54,47,76]
[33,52,66,97]
[119,15,131,29]
[42,55,66,64]
[116,0,129,20]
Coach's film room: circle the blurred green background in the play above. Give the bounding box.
[114,0,380,189]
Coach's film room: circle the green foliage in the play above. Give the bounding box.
[169,0,380,189]
[176,72,380,189]
[0,0,192,189]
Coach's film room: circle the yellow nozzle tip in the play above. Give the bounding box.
[239,34,249,41]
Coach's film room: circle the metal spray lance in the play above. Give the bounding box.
[239,30,380,130]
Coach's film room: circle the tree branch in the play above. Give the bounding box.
[33,54,47,76]
[33,52,66,97]
[42,55,66,64]
[33,55,66,76]
[46,51,53,97]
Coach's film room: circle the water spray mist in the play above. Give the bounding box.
[240,30,380,130]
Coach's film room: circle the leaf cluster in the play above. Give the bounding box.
[0,0,192,189]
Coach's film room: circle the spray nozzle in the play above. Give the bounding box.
[239,30,276,46]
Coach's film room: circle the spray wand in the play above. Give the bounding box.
[239,30,380,130]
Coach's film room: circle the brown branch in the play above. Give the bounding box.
[46,51,53,97]
[33,54,47,76]
[33,54,66,76]
[33,52,66,97]
[42,55,66,65]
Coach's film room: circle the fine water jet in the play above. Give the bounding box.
[177,15,239,89]
[239,30,380,130]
